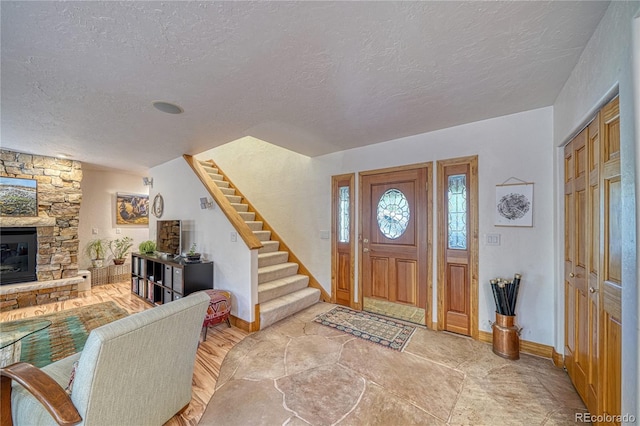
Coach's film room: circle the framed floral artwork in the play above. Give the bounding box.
[495,183,533,227]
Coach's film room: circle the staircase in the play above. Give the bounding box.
[197,160,321,329]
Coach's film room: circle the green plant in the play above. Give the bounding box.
[109,236,134,260]
[86,239,106,260]
[187,243,197,256]
[138,240,156,254]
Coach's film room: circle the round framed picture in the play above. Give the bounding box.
[152,193,164,218]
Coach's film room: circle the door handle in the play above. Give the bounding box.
[363,248,370,253]
[569,273,575,278]
[363,238,369,244]
[589,287,598,293]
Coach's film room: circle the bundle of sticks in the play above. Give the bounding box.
[490,273,522,316]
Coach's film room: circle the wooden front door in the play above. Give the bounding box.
[361,165,430,323]
[437,156,478,337]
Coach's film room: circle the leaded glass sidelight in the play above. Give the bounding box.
[338,186,350,243]
[448,174,467,249]
[377,188,410,239]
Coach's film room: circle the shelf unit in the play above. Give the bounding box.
[130,253,213,305]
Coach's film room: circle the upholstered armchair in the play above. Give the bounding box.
[1,292,210,426]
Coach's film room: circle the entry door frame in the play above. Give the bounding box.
[436,155,479,339]
[358,162,433,327]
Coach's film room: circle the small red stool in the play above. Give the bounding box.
[202,289,231,341]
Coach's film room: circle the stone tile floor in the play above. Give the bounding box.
[363,297,426,325]
[200,303,586,425]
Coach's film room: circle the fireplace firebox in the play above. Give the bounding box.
[0,227,37,285]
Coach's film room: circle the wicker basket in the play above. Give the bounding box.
[89,264,130,286]
[89,266,109,286]
[108,264,130,283]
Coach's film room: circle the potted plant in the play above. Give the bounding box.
[86,239,106,268]
[138,240,156,254]
[186,243,201,262]
[109,236,134,265]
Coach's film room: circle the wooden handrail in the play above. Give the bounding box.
[204,160,330,303]
[183,155,263,251]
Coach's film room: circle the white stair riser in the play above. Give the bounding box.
[258,275,309,304]
[231,203,248,212]
[258,241,279,253]
[239,211,255,221]
[253,230,272,242]
[225,195,242,203]
[213,180,230,188]
[208,173,224,181]
[219,187,236,195]
[258,251,289,268]
[258,263,299,284]
[260,288,320,329]
[245,221,264,231]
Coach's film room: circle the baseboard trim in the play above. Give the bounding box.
[230,315,258,333]
[478,330,553,359]
[552,347,564,368]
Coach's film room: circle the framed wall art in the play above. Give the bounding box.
[116,193,149,225]
[495,180,533,227]
[0,177,38,217]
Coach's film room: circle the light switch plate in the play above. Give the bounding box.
[320,230,330,239]
[486,233,501,246]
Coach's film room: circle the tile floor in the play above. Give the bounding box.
[363,296,426,325]
[200,302,587,426]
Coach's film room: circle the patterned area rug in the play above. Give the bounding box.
[314,306,416,351]
[15,302,129,367]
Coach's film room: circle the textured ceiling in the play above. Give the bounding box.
[1,1,610,173]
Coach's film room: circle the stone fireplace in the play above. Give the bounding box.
[0,150,84,310]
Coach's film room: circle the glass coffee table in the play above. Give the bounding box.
[0,319,52,367]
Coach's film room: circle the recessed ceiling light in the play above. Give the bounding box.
[152,101,184,114]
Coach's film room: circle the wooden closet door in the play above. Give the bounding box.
[586,117,600,413]
[564,128,588,400]
[599,97,621,425]
[564,96,621,424]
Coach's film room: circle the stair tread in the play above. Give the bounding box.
[258,274,308,290]
[258,251,289,259]
[258,262,298,273]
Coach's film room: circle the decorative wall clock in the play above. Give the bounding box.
[152,193,164,218]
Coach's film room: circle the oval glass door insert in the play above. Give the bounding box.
[377,188,410,239]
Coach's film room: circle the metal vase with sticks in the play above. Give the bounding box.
[490,273,522,360]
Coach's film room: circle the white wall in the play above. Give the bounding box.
[624,13,640,417]
[149,158,256,322]
[78,168,149,269]
[201,106,555,346]
[553,1,639,419]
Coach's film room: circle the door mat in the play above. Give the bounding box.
[9,302,129,367]
[314,306,416,351]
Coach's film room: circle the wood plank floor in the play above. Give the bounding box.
[0,282,248,425]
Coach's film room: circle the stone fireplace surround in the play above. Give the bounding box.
[1,150,84,311]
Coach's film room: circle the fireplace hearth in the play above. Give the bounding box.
[0,227,37,285]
